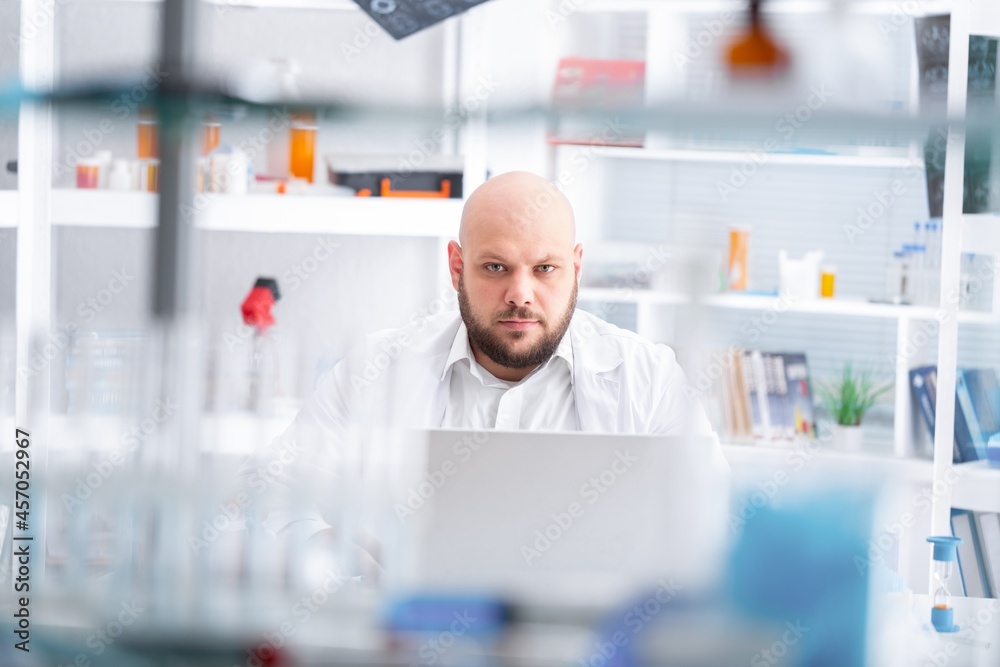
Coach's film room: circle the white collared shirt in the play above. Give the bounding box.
[440,321,579,431]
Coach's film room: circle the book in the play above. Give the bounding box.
[975,512,1000,599]
[952,509,989,598]
[709,348,814,443]
[733,350,752,438]
[719,349,738,439]
[745,350,770,440]
[956,369,988,462]
[778,353,816,440]
[763,353,790,439]
[909,365,996,462]
[964,368,1000,442]
[910,366,937,443]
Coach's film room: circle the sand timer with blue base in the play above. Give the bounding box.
[927,536,962,633]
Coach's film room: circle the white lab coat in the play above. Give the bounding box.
[234,308,726,540]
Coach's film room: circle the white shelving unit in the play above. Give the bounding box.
[197,195,462,237]
[561,0,1000,593]
[951,460,1000,514]
[721,442,935,484]
[48,189,464,237]
[929,1,1000,547]
[579,287,1000,324]
[597,146,922,169]
[50,190,158,228]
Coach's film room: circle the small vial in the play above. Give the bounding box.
[900,245,914,304]
[75,158,100,189]
[820,266,836,298]
[202,120,221,156]
[137,112,159,159]
[913,243,927,305]
[926,221,941,305]
[887,251,905,303]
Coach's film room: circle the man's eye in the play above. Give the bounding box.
[485,264,504,272]
[537,265,555,273]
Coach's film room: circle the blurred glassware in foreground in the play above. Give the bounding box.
[726,0,791,80]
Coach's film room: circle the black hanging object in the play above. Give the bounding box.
[352,0,493,40]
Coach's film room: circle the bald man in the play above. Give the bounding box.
[235,172,722,553]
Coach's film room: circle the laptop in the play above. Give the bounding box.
[392,430,730,603]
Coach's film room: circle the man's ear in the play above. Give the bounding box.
[573,243,583,283]
[447,240,463,291]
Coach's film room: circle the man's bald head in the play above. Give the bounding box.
[459,171,576,250]
[447,171,583,383]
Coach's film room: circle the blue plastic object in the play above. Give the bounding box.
[727,489,875,667]
[927,536,961,562]
[382,594,509,637]
[931,605,959,633]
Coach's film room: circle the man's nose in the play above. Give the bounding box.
[504,269,534,308]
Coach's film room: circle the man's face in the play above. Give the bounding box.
[458,272,578,370]
[449,211,582,372]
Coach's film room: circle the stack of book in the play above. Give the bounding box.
[911,365,1000,598]
[701,349,816,444]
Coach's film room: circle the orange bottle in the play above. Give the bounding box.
[726,0,790,77]
[289,111,317,183]
[202,119,221,156]
[137,109,159,159]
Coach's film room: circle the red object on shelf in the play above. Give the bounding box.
[548,57,646,148]
[241,278,281,333]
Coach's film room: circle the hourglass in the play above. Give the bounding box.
[927,536,962,633]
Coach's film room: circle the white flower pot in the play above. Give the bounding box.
[833,424,865,452]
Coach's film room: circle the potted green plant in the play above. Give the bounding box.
[817,362,892,451]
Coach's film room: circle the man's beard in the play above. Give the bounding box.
[457,276,577,371]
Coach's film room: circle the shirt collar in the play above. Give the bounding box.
[441,319,574,383]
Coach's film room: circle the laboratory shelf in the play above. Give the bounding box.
[950,460,1000,513]
[0,191,17,227]
[579,287,688,305]
[594,146,921,169]
[51,190,158,228]
[721,441,935,484]
[961,213,1000,255]
[198,194,463,237]
[706,293,997,323]
[48,189,464,237]
[578,288,998,323]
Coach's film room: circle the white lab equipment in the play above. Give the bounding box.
[778,250,824,301]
